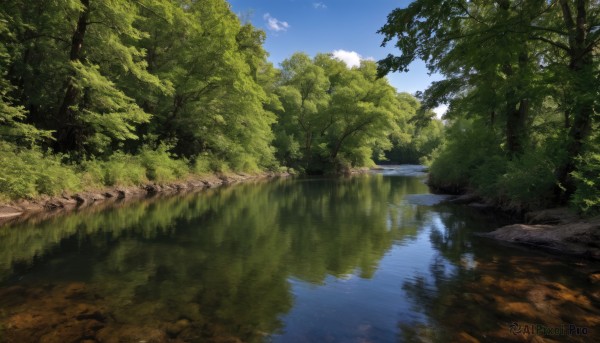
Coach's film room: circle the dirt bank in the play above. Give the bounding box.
[0,172,289,226]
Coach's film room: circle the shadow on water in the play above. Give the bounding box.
[0,170,598,342]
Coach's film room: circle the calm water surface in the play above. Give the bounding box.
[0,166,598,342]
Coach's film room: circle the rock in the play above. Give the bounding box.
[45,199,64,209]
[59,197,78,208]
[171,182,188,191]
[525,207,579,225]
[115,187,145,198]
[0,205,23,219]
[482,221,600,259]
[187,180,206,189]
[115,189,127,199]
[103,190,118,198]
[72,193,105,205]
[17,201,45,212]
[202,179,221,188]
[91,193,105,201]
[145,184,161,194]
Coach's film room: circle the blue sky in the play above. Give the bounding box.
[227,0,443,98]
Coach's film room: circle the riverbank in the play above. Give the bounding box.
[0,171,289,225]
[444,193,600,260]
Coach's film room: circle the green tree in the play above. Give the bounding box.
[135,0,275,171]
[2,0,166,155]
[273,53,407,173]
[0,18,50,144]
[379,0,599,208]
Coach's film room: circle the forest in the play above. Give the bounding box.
[0,0,439,200]
[379,0,599,214]
[0,0,598,216]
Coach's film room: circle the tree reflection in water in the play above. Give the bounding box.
[400,205,600,342]
[0,174,598,342]
[0,175,429,342]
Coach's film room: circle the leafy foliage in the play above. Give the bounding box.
[572,152,600,215]
[272,53,412,173]
[379,0,599,212]
[0,142,80,199]
[0,0,437,199]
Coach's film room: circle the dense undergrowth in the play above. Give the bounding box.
[0,141,266,201]
[428,119,600,215]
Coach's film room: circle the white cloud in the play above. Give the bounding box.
[331,50,364,68]
[313,2,327,9]
[263,13,290,32]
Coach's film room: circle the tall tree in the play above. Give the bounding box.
[379,0,599,199]
[0,17,50,144]
[136,0,276,170]
[2,0,166,155]
[273,53,406,172]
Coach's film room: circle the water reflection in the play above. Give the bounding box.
[401,205,600,342]
[0,175,429,342]
[0,173,598,342]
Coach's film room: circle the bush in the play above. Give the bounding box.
[0,142,81,199]
[429,119,503,192]
[429,118,560,211]
[192,154,231,174]
[192,155,212,175]
[572,152,600,215]
[138,144,189,182]
[493,151,557,210]
[101,153,148,186]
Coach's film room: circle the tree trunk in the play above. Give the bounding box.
[555,0,594,201]
[503,50,529,157]
[55,0,90,153]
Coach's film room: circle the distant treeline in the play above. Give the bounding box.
[0,0,441,199]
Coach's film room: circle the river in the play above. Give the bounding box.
[0,166,598,342]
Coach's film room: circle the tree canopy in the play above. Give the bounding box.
[0,0,435,200]
[379,0,599,213]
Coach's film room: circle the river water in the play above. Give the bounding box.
[0,166,598,342]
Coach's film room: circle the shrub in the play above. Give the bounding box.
[493,151,557,210]
[93,152,147,186]
[429,119,503,192]
[138,144,189,182]
[0,142,81,199]
[572,152,600,216]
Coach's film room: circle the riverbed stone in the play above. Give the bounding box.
[73,193,106,205]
